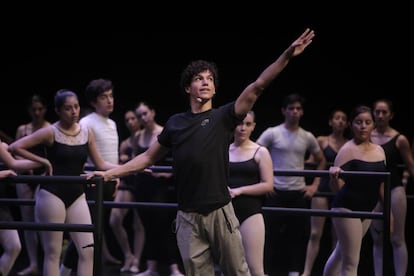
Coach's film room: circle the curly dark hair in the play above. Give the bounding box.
[180,60,219,93]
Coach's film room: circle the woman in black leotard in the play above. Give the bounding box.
[323,105,387,276]
[8,90,119,276]
[302,109,349,276]
[370,99,414,276]
[228,110,274,276]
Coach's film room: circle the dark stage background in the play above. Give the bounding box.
[2,10,413,143]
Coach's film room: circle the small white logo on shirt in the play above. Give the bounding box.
[201,118,210,127]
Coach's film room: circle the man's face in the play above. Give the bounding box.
[282,102,303,123]
[93,90,114,116]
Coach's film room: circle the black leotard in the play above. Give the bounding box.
[40,125,88,208]
[332,159,386,212]
[228,147,264,223]
[380,134,404,190]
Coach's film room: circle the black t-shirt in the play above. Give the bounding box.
[158,101,245,214]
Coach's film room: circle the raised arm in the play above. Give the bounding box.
[235,28,315,116]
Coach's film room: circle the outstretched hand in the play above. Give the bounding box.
[291,28,315,57]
